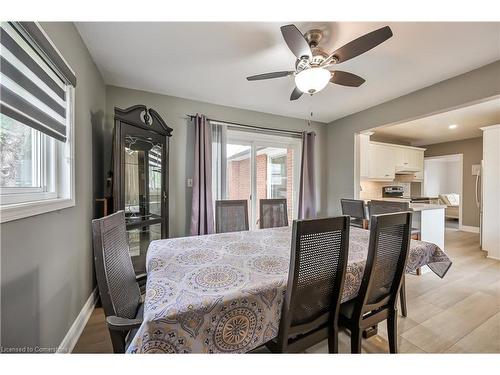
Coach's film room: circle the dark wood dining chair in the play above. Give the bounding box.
[339,212,412,354]
[259,198,288,229]
[266,216,350,353]
[367,200,409,216]
[367,200,419,316]
[368,200,418,238]
[92,211,146,353]
[215,199,249,233]
[341,198,367,228]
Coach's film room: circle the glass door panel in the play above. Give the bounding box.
[221,129,300,229]
[255,146,295,226]
[148,144,163,217]
[226,143,252,202]
[122,129,165,274]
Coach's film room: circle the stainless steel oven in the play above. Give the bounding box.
[382,186,404,198]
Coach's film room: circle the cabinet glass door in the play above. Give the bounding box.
[122,126,166,274]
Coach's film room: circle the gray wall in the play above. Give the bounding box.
[326,60,500,215]
[0,23,106,350]
[423,137,483,227]
[105,85,328,238]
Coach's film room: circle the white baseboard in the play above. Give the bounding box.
[57,288,98,353]
[459,225,480,233]
[487,255,500,261]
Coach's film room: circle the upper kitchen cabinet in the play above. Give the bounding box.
[359,137,425,181]
[368,142,397,180]
[395,146,425,180]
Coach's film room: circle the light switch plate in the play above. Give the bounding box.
[187,178,193,187]
[472,164,481,176]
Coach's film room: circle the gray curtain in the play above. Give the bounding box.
[190,114,215,235]
[298,131,317,219]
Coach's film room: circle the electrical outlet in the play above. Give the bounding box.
[187,178,193,187]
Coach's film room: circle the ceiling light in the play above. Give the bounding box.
[295,68,331,94]
[448,124,457,129]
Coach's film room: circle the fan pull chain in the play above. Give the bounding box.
[307,97,313,127]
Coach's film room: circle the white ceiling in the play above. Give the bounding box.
[75,22,500,123]
[371,97,500,146]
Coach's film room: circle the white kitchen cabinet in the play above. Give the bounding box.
[368,143,396,180]
[399,148,424,180]
[403,148,423,169]
[359,133,371,178]
[360,140,425,181]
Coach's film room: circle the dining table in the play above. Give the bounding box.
[126,226,452,353]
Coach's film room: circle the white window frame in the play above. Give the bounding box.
[266,149,289,198]
[0,86,75,223]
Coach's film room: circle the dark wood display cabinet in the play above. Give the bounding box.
[111,105,172,275]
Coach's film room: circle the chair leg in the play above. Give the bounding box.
[351,327,362,354]
[399,276,408,317]
[416,267,421,276]
[387,310,398,354]
[362,325,378,338]
[328,327,339,353]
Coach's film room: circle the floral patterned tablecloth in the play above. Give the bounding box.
[127,226,451,353]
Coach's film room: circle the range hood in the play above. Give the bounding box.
[395,166,421,175]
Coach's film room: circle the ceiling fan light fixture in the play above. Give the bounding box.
[295,67,331,94]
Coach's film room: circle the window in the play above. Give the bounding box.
[1,114,56,204]
[212,123,301,229]
[0,22,76,222]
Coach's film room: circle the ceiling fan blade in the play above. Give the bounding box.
[280,24,313,60]
[324,26,393,65]
[290,86,303,101]
[246,71,293,81]
[330,71,366,87]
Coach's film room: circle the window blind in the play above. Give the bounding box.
[0,22,76,142]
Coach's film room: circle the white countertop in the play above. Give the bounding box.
[362,198,446,212]
[409,203,446,211]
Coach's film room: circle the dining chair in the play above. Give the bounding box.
[341,198,368,228]
[368,200,421,237]
[92,210,146,353]
[339,212,412,354]
[266,216,350,353]
[367,200,419,316]
[215,199,249,233]
[259,198,288,229]
[367,200,409,215]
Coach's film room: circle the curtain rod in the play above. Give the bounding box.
[186,114,305,136]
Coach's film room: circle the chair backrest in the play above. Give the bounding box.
[278,216,350,348]
[215,199,249,233]
[259,198,288,229]
[356,212,412,315]
[341,198,366,220]
[92,211,141,320]
[367,200,410,217]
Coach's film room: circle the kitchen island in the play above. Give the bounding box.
[409,202,446,251]
[363,199,446,251]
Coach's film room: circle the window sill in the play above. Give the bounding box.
[0,197,75,223]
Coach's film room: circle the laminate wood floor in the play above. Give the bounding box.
[73,229,500,353]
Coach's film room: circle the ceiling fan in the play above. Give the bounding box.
[247,24,393,100]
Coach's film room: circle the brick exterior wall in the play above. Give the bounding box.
[228,157,251,200]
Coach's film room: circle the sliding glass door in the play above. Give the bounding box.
[213,124,301,229]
